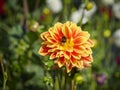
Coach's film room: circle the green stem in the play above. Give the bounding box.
[79,0,89,26]
[34,0,40,10]
[57,72,62,90]
[53,76,56,90]
[1,60,7,90]
[22,0,29,31]
[64,70,67,90]
[79,8,85,26]
[71,79,76,90]
[23,0,29,18]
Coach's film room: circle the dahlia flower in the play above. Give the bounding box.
[39,21,94,73]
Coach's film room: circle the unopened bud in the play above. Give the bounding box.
[86,2,94,11]
[29,21,39,32]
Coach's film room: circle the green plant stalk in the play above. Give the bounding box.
[79,8,85,26]
[53,76,56,90]
[79,0,89,26]
[64,70,67,90]
[1,60,7,90]
[57,72,62,90]
[71,79,76,90]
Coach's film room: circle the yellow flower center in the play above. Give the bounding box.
[59,36,74,52]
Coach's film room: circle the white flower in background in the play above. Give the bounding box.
[70,10,81,23]
[112,2,120,19]
[70,10,88,24]
[83,2,97,18]
[102,0,114,5]
[46,0,62,13]
[113,29,120,47]
[70,2,97,24]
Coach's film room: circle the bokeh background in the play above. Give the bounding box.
[0,0,120,90]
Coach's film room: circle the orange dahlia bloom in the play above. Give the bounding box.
[39,21,94,73]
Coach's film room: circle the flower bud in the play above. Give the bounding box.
[103,29,111,38]
[29,21,39,32]
[74,73,83,84]
[86,2,94,11]
[43,8,51,15]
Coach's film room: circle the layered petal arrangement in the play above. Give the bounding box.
[39,21,94,73]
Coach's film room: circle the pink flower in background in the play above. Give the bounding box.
[99,6,113,18]
[94,73,106,85]
[117,56,120,66]
[0,0,5,14]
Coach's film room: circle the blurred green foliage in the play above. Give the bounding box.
[0,0,120,90]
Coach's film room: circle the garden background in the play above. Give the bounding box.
[0,0,120,90]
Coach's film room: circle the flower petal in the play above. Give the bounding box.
[57,57,65,67]
[40,31,50,40]
[62,24,72,38]
[76,31,90,39]
[71,51,80,59]
[50,52,57,59]
[82,55,93,62]
[39,45,50,56]
[88,39,94,47]
[76,60,84,69]
[64,51,71,59]
[83,61,91,67]
[49,28,60,42]
[70,57,78,66]
[74,37,87,45]
[66,63,73,73]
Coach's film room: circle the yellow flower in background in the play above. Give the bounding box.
[39,21,94,73]
[43,8,51,15]
[103,29,111,38]
[74,73,83,84]
[86,2,94,11]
